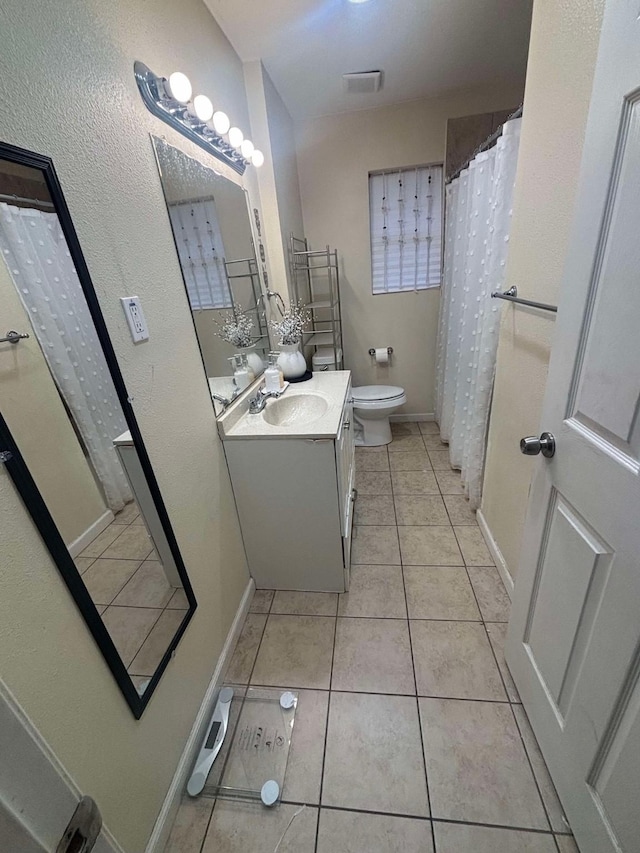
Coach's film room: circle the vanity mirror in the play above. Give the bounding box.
[0,143,196,718]
[152,137,271,414]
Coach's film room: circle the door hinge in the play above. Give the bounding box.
[56,796,102,853]
[0,450,13,463]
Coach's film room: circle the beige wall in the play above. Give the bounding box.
[0,260,108,545]
[481,0,605,581]
[0,1,253,850]
[295,83,524,415]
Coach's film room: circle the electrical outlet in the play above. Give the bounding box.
[120,296,149,343]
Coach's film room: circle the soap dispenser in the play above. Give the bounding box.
[241,352,255,382]
[270,351,285,388]
[264,352,283,393]
[229,355,250,391]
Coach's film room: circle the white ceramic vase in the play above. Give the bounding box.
[277,343,307,380]
[238,346,265,380]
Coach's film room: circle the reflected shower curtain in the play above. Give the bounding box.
[0,203,132,511]
[435,118,522,508]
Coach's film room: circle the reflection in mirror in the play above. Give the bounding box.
[152,137,270,415]
[0,148,196,716]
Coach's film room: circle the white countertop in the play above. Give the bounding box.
[113,430,133,446]
[218,371,351,440]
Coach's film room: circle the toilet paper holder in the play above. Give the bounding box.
[368,347,393,356]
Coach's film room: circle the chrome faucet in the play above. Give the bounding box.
[248,384,286,414]
[211,391,231,407]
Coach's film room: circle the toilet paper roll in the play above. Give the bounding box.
[374,347,389,365]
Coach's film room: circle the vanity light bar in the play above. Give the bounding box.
[134,61,264,176]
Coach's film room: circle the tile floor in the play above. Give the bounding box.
[75,501,188,683]
[165,422,576,852]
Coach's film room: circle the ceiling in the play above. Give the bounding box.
[205,0,533,121]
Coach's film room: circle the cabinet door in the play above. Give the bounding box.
[336,388,355,537]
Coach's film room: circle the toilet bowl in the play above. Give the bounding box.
[352,385,407,446]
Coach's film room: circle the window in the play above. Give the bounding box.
[168,199,233,309]
[369,164,443,294]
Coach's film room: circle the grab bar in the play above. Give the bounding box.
[491,286,557,314]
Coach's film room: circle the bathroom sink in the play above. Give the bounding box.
[262,392,329,427]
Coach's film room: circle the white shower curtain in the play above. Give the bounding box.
[0,203,132,511]
[435,118,522,508]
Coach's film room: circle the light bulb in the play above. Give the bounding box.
[193,94,213,122]
[212,110,230,135]
[240,139,255,159]
[251,149,265,168]
[167,71,192,104]
[228,126,244,149]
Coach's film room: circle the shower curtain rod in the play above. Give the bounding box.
[447,104,523,184]
[0,192,54,209]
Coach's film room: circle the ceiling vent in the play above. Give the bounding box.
[342,70,383,94]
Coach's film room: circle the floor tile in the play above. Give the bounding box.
[100,524,154,561]
[323,692,429,816]
[418,421,440,435]
[74,556,95,575]
[404,566,481,621]
[427,449,452,470]
[388,451,432,472]
[486,622,520,702]
[164,797,214,853]
[202,801,317,853]
[420,698,548,829]
[317,809,433,853]
[514,705,570,834]
[394,494,449,525]
[112,560,173,608]
[556,837,579,853]
[102,606,161,667]
[398,526,463,566]
[388,435,426,453]
[114,501,140,525]
[434,470,464,494]
[355,446,389,471]
[282,689,329,804]
[251,615,335,689]
[410,621,506,700]
[351,526,400,565]
[82,558,142,606]
[338,565,406,618]
[79,524,127,559]
[225,613,267,683]
[391,470,439,495]
[434,822,556,852]
[442,494,477,525]
[454,526,494,566]
[332,618,415,694]
[95,604,107,615]
[249,589,274,613]
[129,608,184,675]
[167,588,189,609]
[355,470,392,495]
[468,566,511,621]
[422,435,448,450]
[353,494,396,525]
[271,591,338,616]
[391,421,421,435]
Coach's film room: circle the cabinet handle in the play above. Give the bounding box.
[343,419,351,430]
[351,488,358,502]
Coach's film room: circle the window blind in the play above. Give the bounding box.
[168,199,232,310]
[369,165,443,294]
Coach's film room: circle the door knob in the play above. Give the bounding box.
[520,432,555,458]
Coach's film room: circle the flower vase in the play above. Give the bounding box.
[277,343,307,380]
[238,346,265,381]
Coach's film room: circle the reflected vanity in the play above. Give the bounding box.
[152,137,271,415]
[0,143,196,718]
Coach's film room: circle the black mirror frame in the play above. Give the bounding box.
[0,141,197,719]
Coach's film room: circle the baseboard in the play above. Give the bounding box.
[476,509,514,598]
[389,413,435,423]
[145,577,255,853]
[67,509,114,558]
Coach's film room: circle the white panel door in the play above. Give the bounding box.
[505,3,640,852]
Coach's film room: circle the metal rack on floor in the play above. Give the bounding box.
[289,234,343,369]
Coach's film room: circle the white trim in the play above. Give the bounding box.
[389,412,435,423]
[67,509,114,558]
[145,577,255,853]
[0,679,125,853]
[476,508,514,598]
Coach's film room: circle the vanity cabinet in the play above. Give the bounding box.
[223,379,355,592]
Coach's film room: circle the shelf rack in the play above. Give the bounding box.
[224,256,269,353]
[289,234,343,369]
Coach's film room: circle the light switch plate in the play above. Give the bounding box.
[120,296,149,343]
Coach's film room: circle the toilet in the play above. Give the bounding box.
[352,385,407,446]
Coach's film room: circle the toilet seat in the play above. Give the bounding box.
[352,385,405,405]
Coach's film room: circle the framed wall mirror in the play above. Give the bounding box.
[0,143,197,718]
[152,137,272,415]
